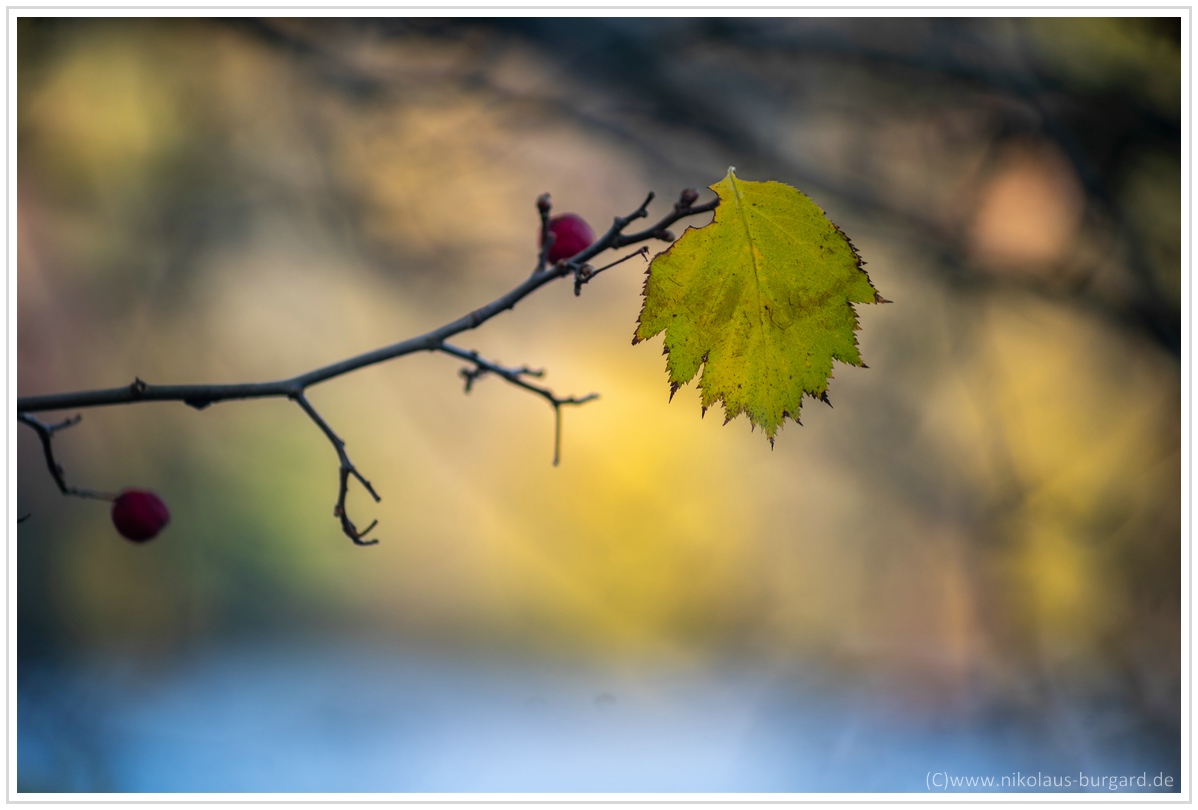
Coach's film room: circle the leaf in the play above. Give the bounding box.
[633,168,886,444]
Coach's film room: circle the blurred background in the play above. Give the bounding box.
[16,17,1182,792]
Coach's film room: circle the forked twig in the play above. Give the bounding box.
[442,343,599,466]
[17,413,117,503]
[574,246,651,295]
[291,392,381,546]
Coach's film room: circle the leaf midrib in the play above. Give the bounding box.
[728,171,767,337]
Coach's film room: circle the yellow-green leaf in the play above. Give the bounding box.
[633,169,885,443]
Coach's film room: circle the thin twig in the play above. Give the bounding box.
[291,392,381,546]
[460,361,543,393]
[441,343,598,465]
[574,246,651,296]
[17,414,117,502]
[609,197,717,250]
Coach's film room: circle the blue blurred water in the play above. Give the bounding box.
[17,643,1180,793]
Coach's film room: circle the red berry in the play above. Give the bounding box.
[541,214,594,264]
[111,488,170,543]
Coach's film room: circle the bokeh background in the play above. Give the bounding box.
[15,17,1182,792]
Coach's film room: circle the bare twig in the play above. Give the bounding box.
[441,342,598,466]
[574,246,651,296]
[17,414,117,502]
[17,189,718,541]
[459,360,544,393]
[608,196,717,251]
[291,392,381,546]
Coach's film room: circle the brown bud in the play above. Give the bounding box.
[658,230,675,242]
[536,193,552,213]
[679,188,699,207]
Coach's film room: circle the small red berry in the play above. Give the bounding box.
[111,488,170,543]
[541,214,594,264]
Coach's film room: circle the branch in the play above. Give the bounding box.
[442,343,599,466]
[17,413,116,502]
[291,392,381,546]
[17,188,718,541]
[16,190,717,415]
